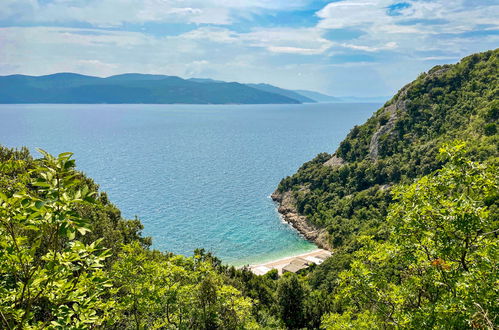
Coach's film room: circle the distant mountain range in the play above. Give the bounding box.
[293,89,342,103]
[0,73,386,104]
[245,84,315,103]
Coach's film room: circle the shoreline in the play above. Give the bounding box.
[271,189,331,250]
[231,243,317,268]
[232,190,329,268]
[248,249,331,275]
[236,189,333,275]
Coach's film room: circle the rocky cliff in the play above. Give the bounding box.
[271,189,331,250]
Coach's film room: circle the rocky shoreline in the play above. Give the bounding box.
[271,189,331,250]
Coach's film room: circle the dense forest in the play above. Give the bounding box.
[0,49,497,329]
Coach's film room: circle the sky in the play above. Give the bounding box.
[0,0,498,96]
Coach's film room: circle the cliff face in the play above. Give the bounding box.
[367,91,408,160]
[274,49,498,251]
[271,189,331,250]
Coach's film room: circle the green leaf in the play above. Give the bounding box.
[58,152,74,159]
[67,230,76,240]
[32,181,51,187]
[77,227,90,236]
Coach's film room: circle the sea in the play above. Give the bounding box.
[0,103,379,265]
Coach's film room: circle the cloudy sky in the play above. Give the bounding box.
[0,0,498,96]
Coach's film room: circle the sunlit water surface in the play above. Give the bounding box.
[0,103,379,265]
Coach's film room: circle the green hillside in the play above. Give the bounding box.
[276,49,498,254]
[272,48,498,327]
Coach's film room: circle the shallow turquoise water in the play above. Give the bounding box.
[0,103,378,265]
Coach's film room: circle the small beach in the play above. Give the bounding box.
[247,249,331,275]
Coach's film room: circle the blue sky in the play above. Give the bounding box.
[0,0,498,96]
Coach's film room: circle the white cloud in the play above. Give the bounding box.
[170,26,334,55]
[0,1,498,97]
[317,0,499,34]
[241,27,333,55]
[317,0,393,30]
[182,27,238,43]
[267,46,327,55]
[0,0,39,20]
[316,0,499,60]
[420,56,460,61]
[0,26,322,77]
[340,41,397,52]
[0,0,315,26]
[75,59,118,76]
[0,25,342,93]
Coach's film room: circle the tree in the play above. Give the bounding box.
[324,143,498,328]
[277,274,306,329]
[110,242,256,329]
[0,150,113,328]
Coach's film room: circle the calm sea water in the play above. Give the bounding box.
[0,103,378,265]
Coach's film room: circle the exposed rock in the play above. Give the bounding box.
[368,66,452,160]
[271,189,331,250]
[324,155,345,167]
[379,184,392,191]
[368,113,396,160]
[368,91,408,160]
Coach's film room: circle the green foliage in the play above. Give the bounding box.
[277,49,498,291]
[109,242,257,329]
[1,148,259,329]
[276,274,306,329]
[0,150,113,328]
[322,310,380,330]
[0,145,151,265]
[324,145,498,328]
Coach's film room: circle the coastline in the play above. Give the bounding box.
[248,249,331,275]
[271,189,331,250]
[231,190,329,269]
[231,243,317,268]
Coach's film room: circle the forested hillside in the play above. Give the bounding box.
[0,49,497,329]
[273,48,498,327]
[276,49,498,255]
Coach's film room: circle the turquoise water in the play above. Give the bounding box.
[0,103,378,265]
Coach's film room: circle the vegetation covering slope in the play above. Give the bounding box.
[0,49,497,329]
[277,49,498,255]
[0,73,301,104]
[274,48,498,327]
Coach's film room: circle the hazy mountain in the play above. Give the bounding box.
[191,78,317,103]
[191,79,316,103]
[294,90,389,103]
[293,89,341,102]
[0,73,301,104]
[245,83,316,103]
[188,78,225,84]
[106,73,172,81]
